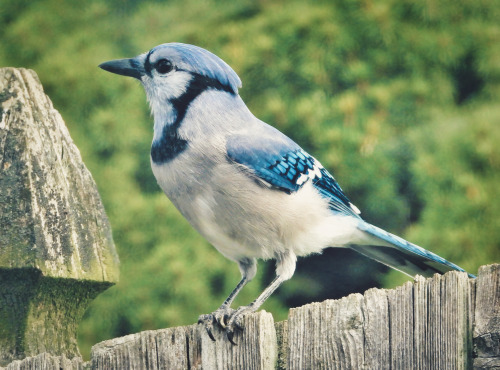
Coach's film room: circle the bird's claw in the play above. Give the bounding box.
[226,328,237,345]
[197,313,217,341]
[198,304,255,344]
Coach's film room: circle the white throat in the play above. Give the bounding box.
[142,71,193,143]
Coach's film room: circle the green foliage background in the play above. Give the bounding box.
[1,0,499,358]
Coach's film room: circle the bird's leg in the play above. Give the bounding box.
[204,276,248,328]
[198,258,256,341]
[225,250,297,344]
[224,275,285,344]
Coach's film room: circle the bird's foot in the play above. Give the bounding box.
[198,304,256,345]
[198,305,236,341]
[225,304,256,344]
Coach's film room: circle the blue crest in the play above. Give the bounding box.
[148,43,242,94]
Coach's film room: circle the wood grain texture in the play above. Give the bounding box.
[0,67,119,281]
[0,68,118,365]
[91,311,276,370]
[473,264,500,369]
[91,325,200,370]
[362,287,390,368]
[286,271,472,369]
[3,266,493,369]
[414,272,472,369]
[201,311,277,369]
[275,320,289,370]
[1,353,85,370]
[287,293,365,369]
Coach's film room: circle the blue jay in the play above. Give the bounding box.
[100,43,473,343]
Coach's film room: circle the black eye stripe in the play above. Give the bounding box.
[144,50,154,76]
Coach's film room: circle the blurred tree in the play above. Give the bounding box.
[1,0,498,359]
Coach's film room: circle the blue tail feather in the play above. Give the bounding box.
[353,221,475,278]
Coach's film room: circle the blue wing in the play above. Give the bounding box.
[226,125,361,218]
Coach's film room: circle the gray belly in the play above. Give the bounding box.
[151,155,285,261]
[150,150,342,262]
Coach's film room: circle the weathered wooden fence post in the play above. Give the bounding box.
[90,311,278,369]
[474,264,500,368]
[0,68,119,367]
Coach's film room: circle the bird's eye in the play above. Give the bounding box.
[155,59,173,74]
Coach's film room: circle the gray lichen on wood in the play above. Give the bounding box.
[0,67,118,280]
[1,352,85,370]
[0,68,119,365]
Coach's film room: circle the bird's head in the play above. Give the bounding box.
[99,43,242,109]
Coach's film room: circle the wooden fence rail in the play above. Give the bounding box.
[1,68,498,369]
[88,266,499,370]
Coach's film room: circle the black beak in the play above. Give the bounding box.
[99,57,144,80]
